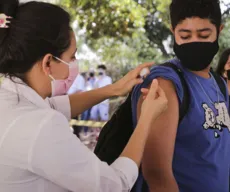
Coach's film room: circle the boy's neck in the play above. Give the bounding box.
[190,66,211,79]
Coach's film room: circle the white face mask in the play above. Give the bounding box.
[98,69,105,77]
[49,56,79,97]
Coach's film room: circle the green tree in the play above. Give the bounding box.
[90,33,161,80]
[58,0,230,76]
[60,0,147,39]
[134,0,172,57]
[59,0,161,80]
[212,18,230,68]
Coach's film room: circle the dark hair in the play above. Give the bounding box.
[216,48,230,77]
[0,0,71,81]
[170,0,221,30]
[98,65,107,70]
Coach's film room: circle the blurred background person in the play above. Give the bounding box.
[86,69,97,91]
[216,48,230,95]
[68,72,87,137]
[90,65,112,121]
[68,73,86,94]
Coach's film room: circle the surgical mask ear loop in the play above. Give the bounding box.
[53,56,69,66]
[48,56,69,81]
[49,74,55,81]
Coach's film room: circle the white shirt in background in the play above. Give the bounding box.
[95,75,112,89]
[95,75,112,104]
[85,77,98,91]
[67,74,85,94]
[0,78,138,192]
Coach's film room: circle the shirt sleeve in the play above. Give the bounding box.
[28,111,138,192]
[108,76,112,85]
[104,76,112,86]
[131,64,184,126]
[45,96,71,121]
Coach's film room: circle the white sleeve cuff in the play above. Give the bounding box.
[46,96,71,121]
[111,157,138,191]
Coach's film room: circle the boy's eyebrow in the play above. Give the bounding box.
[178,28,212,33]
[178,29,192,33]
[197,28,212,33]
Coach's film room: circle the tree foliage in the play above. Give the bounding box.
[59,0,161,79]
[58,0,230,79]
[61,0,147,39]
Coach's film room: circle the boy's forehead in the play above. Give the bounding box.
[175,17,216,30]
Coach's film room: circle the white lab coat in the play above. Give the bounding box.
[0,77,138,192]
[90,75,112,121]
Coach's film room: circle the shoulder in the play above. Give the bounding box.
[132,61,184,104]
[20,109,71,148]
[19,108,69,130]
[36,109,68,126]
[0,102,70,146]
[145,62,182,88]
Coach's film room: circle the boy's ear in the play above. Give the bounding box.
[219,24,224,33]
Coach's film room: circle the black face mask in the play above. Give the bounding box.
[89,72,94,77]
[227,70,230,80]
[173,40,219,71]
[98,72,104,76]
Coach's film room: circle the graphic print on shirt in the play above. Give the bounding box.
[202,102,230,138]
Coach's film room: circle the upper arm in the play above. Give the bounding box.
[30,112,136,192]
[137,78,179,188]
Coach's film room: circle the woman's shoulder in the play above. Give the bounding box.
[22,108,69,128]
[0,91,68,133]
[3,102,68,131]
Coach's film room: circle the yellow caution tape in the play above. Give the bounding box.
[69,97,126,128]
[70,120,107,128]
[109,97,125,104]
[0,77,4,84]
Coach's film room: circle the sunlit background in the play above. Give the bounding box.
[20,0,230,81]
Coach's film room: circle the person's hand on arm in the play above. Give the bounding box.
[69,62,153,118]
[137,78,180,192]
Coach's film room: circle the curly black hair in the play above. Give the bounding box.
[170,0,221,29]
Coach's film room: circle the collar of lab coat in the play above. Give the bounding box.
[1,77,50,109]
